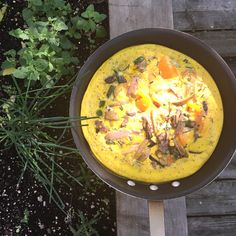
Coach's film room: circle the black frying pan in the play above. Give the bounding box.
[70,28,236,201]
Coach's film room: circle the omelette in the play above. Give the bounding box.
[81,44,223,183]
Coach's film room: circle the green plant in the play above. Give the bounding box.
[69,211,99,236]
[1,1,106,87]
[0,75,95,210]
[0,3,7,23]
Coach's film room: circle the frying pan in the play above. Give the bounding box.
[70,28,236,235]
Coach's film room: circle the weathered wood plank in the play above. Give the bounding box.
[173,0,236,12]
[172,0,236,31]
[109,0,188,236]
[218,149,236,179]
[109,0,173,38]
[188,215,236,236]
[189,30,236,57]
[164,198,188,236]
[186,180,236,216]
[116,192,150,236]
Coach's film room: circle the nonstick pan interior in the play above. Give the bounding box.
[70,28,236,200]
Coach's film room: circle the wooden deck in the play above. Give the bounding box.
[109,0,236,235]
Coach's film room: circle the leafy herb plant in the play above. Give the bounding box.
[1,1,107,87]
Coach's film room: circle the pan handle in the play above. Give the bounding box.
[148,200,165,236]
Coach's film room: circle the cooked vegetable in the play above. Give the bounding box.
[133,56,145,65]
[106,85,116,98]
[136,95,150,112]
[158,56,178,79]
[99,100,106,108]
[96,109,103,116]
[105,76,116,84]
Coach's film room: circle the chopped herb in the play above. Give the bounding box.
[99,100,105,108]
[186,66,193,69]
[118,64,130,71]
[104,76,116,84]
[202,101,208,114]
[119,106,123,111]
[169,146,181,159]
[185,120,195,128]
[189,150,203,154]
[114,70,127,83]
[106,140,115,145]
[183,58,189,63]
[96,109,103,116]
[117,75,127,83]
[133,56,145,65]
[149,155,165,168]
[106,85,115,98]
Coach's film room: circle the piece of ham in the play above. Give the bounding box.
[126,111,136,116]
[105,130,131,140]
[127,76,139,98]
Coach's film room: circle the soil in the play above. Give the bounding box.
[0,1,116,235]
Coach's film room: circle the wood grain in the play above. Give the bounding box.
[172,0,236,31]
[189,30,236,57]
[109,0,173,38]
[186,180,236,216]
[188,215,236,236]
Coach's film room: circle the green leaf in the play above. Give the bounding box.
[34,59,48,72]
[22,8,33,25]
[29,70,40,81]
[13,67,29,79]
[60,37,73,49]
[53,19,68,31]
[88,19,96,31]
[81,4,95,19]
[0,4,7,23]
[21,208,29,224]
[86,4,95,12]
[93,12,107,23]
[96,25,107,38]
[1,59,16,70]
[4,49,16,57]
[30,0,43,6]
[9,29,29,40]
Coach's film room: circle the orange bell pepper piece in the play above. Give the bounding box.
[158,56,178,79]
[136,95,150,112]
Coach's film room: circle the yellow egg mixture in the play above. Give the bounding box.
[81,44,223,183]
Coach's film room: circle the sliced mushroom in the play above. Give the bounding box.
[142,117,153,139]
[134,139,150,162]
[95,120,108,133]
[173,137,188,157]
[157,132,169,153]
[171,94,194,106]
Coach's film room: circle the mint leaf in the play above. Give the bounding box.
[86,4,95,12]
[13,67,29,79]
[53,19,68,31]
[22,8,33,25]
[1,59,16,70]
[96,25,107,38]
[34,59,48,72]
[4,49,16,57]
[93,12,107,23]
[9,29,29,40]
[30,0,43,6]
